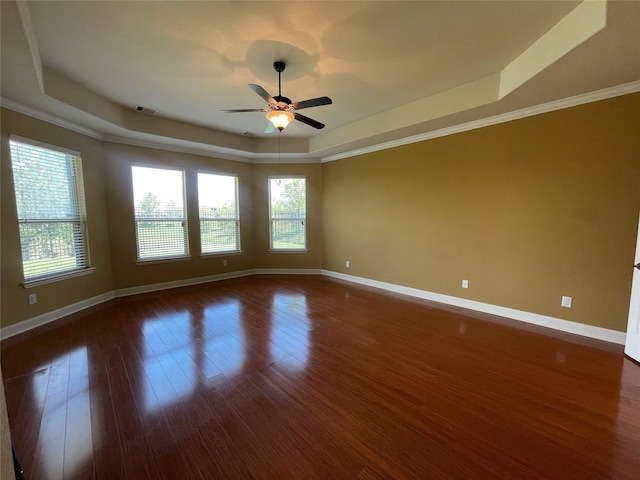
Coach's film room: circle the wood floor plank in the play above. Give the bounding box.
[2,275,639,479]
[3,370,48,477]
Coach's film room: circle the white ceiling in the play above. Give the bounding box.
[1,1,639,162]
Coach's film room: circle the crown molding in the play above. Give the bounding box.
[15,0,44,94]
[4,80,639,164]
[102,134,254,163]
[320,81,640,163]
[0,97,104,140]
[102,135,323,164]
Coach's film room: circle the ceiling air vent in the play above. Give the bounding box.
[135,105,156,115]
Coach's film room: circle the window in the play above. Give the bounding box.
[9,137,90,283]
[269,177,306,250]
[197,172,240,254]
[132,165,188,261]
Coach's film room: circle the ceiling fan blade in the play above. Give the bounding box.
[248,84,276,105]
[294,112,325,129]
[264,122,276,134]
[291,96,332,110]
[220,108,267,113]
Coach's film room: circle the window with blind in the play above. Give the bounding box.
[269,177,306,251]
[197,172,240,254]
[9,138,90,283]
[131,165,189,261]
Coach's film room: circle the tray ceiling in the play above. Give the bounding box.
[1,1,639,162]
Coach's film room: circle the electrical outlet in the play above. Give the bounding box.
[28,293,37,305]
[561,296,572,308]
[346,260,350,268]
[222,259,228,267]
[462,279,469,289]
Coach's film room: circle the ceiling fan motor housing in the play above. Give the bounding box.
[273,95,292,109]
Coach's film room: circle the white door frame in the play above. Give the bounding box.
[624,212,640,363]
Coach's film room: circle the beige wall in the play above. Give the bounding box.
[1,109,114,328]
[102,147,323,287]
[322,93,640,332]
[103,142,256,289]
[0,109,323,331]
[2,93,639,333]
[252,163,323,270]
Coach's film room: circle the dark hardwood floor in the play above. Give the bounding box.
[2,275,639,479]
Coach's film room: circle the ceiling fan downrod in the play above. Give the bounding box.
[274,61,285,98]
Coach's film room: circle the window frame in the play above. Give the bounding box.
[268,175,307,252]
[131,163,190,263]
[9,135,94,287]
[197,171,241,256]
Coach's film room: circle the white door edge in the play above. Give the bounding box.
[624,212,640,363]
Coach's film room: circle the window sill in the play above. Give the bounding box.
[200,250,243,259]
[268,249,309,254]
[136,255,191,266]
[22,267,96,289]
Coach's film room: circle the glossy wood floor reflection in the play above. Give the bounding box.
[3,275,640,479]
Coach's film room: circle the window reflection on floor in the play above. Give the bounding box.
[138,293,309,412]
[204,299,245,377]
[270,293,310,369]
[34,346,92,478]
[142,311,195,412]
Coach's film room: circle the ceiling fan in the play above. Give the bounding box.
[221,61,332,133]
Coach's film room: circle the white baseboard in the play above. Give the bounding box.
[115,269,321,298]
[1,268,626,345]
[1,269,321,340]
[253,268,322,275]
[114,269,256,298]
[321,270,626,345]
[0,291,115,340]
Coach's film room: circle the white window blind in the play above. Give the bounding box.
[9,139,89,282]
[269,177,306,250]
[132,165,188,260]
[197,172,240,254]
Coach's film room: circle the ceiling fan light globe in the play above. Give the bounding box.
[266,110,294,131]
